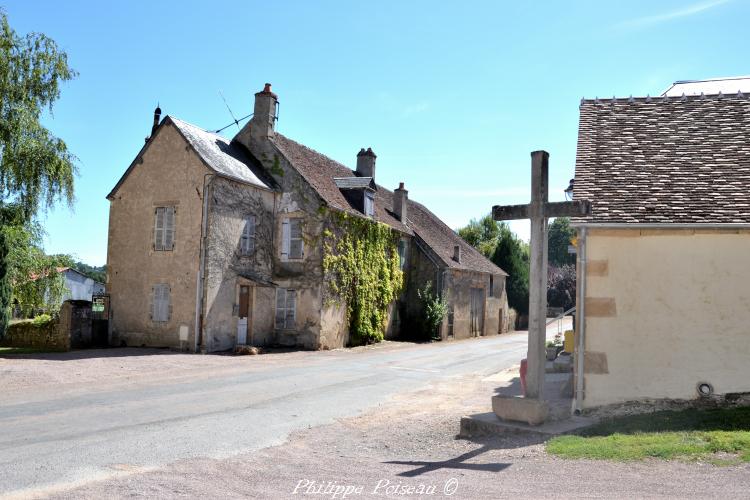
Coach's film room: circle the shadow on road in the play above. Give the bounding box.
[0,347,183,361]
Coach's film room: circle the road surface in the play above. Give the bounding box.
[0,324,568,498]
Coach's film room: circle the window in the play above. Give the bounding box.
[240,215,256,255]
[489,275,494,297]
[275,288,297,329]
[447,306,454,337]
[281,217,304,260]
[151,283,171,322]
[397,240,407,270]
[154,206,176,251]
[364,191,375,217]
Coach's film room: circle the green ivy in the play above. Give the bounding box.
[323,211,404,345]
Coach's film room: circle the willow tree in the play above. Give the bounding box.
[0,11,77,337]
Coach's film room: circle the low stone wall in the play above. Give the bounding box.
[1,301,93,352]
[1,318,69,351]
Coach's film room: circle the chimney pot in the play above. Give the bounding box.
[453,245,461,263]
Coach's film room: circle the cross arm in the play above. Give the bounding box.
[544,200,592,218]
[492,204,529,221]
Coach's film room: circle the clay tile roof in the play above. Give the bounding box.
[271,133,506,276]
[572,94,750,224]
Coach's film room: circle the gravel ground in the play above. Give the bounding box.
[39,369,750,500]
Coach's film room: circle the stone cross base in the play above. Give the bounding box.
[492,395,550,426]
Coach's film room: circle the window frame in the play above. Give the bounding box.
[281,217,304,260]
[153,206,176,251]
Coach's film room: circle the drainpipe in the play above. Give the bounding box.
[574,226,587,414]
[194,173,215,353]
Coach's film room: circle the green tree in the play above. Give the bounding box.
[416,281,449,341]
[0,11,77,336]
[548,217,576,266]
[491,224,530,315]
[457,214,500,258]
[72,261,106,283]
[0,230,10,338]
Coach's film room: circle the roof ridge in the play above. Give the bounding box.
[581,92,749,105]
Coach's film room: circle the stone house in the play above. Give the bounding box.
[106,83,508,352]
[570,78,750,410]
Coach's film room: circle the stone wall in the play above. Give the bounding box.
[1,301,92,351]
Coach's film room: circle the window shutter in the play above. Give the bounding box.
[164,207,175,250]
[150,286,155,320]
[290,219,303,259]
[286,290,296,329]
[167,286,172,321]
[154,208,164,251]
[281,219,290,258]
[248,215,256,253]
[275,288,286,327]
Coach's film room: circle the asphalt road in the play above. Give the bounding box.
[0,327,557,498]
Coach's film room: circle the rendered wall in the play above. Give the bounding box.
[581,228,750,408]
[106,123,206,349]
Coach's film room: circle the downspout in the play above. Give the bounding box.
[574,226,587,414]
[194,173,215,353]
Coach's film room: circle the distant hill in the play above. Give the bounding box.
[72,262,106,283]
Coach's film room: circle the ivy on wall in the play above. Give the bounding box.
[322,211,404,346]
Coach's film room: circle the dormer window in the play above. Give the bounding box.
[364,191,375,217]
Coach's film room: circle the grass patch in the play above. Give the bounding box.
[0,346,49,355]
[547,407,750,464]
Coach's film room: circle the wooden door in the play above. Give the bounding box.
[470,288,485,337]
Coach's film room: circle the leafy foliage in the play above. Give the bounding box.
[72,261,106,283]
[0,11,77,218]
[0,12,77,333]
[456,215,500,258]
[0,230,10,338]
[2,220,72,318]
[416,281,449,341]
[323,212,404,346]
[547,264,576,311]
[548,217,576,266]
[491,224,530,315]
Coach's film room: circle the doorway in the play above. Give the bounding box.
[237,285,251,345]
[470,288,485,337]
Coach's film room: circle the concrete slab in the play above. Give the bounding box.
[459,411,595,438]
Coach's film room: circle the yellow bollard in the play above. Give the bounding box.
[564,330,575,353]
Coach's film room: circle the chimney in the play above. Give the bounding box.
[393,182,408,222]
[145,104,162,143]
[152,104,161,136]
[356,148,376,179]
[453,245,461,263]
[250,83,278,140]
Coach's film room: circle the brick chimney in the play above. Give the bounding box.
[393,182,408,222]
[251,83,278,140]
[453,245,461,263]
[356,148,376,178]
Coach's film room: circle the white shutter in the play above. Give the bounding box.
[154,208,165,250]
[164,207,175,250]
[289,219,303,259]
[286,290,296,329]
[281,219,290,259]
[275,288,286,327]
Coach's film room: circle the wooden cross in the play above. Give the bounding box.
[492,151,591,400]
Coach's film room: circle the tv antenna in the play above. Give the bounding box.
[214,90,252,133]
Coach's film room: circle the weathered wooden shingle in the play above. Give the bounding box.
[572,94,750,224]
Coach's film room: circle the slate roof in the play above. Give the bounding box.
[107,117,273,199]
[572,93,750,224]
[271,134,506,275]
[170,118,273,189]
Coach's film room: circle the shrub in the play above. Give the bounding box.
[417,281,448,341]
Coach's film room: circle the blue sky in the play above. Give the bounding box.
[3,0,747,265]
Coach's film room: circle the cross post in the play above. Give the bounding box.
[492,151,591,402]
